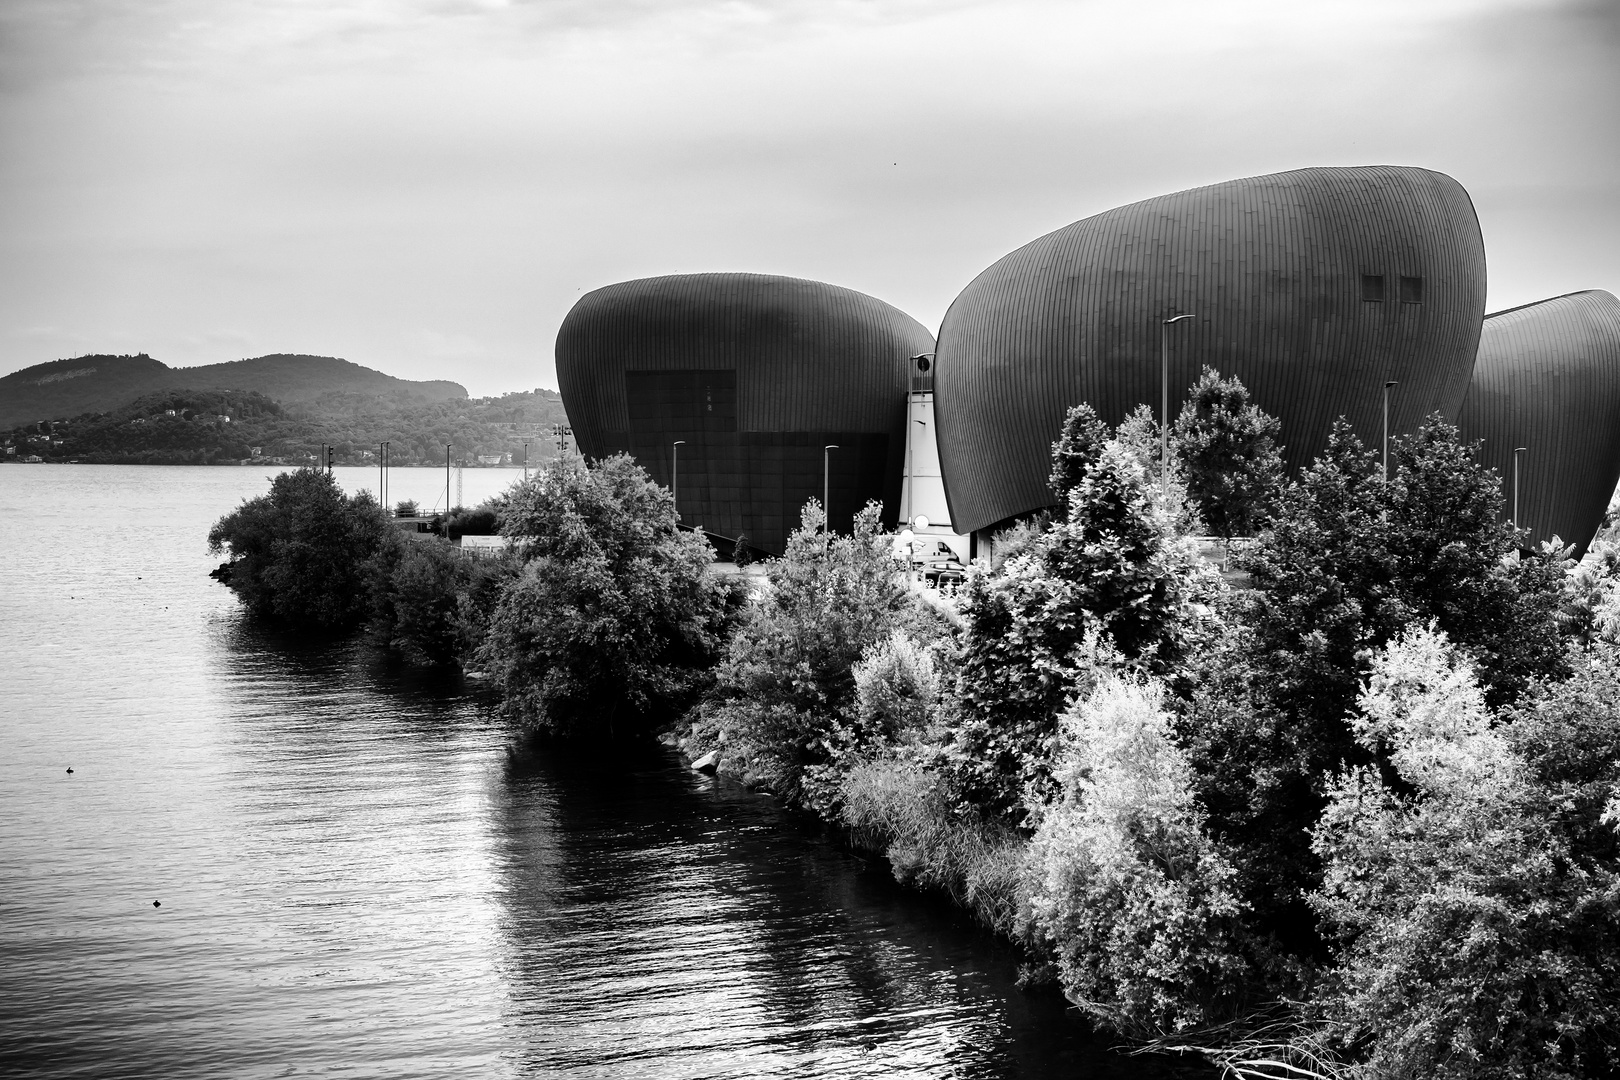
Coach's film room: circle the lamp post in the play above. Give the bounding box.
[672,441,685,524]
[522,439,530,482]
[379,441,386,510]
[823,445,839,533]
[1513,447,1529,532]
[1161,313,1195,498]
[1383,381,1399,482]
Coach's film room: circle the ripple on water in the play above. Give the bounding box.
[0,466,1207,1079]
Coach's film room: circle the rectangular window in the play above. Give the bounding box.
[1400,276,1424,304]
[1361,274,1386,302]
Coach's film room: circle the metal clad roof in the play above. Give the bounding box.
[1458,290,1620,554]
[934,165,1487,534]
[557,273,933,441]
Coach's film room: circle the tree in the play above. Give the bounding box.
[1027,672,1261,1037]
[1310,626,1619,1079]
[372,541,518,666]
[1049,402,1109,500]
[690,500,937,804]
[944,438,1216,822]
[207,467,398,629]
[478,454,742,739]
[1183,416,1569,953]
[1172,367,1284,542]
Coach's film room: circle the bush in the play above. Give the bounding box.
[942,438,1216,822]
[1309,626,1620,1079]
[444,499,501,538]
[689,500,945,805]
[207,467,398,629]
[1172,366,1284,542]
[479,454,742,739]
[838,754,1026,935]
[373,541,519,666]
[1190,417,1571,948]
[1026,673,1260,1037]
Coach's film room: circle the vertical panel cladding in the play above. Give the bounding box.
[1458,290,1620,555]
[555,272,934,554]
[936,165,1488,535]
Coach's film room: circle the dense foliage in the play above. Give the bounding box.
[205,364,1620,1077]
[6,386,567,468]
[479,454,743,740]
[1171,366,1284,541]
[687,500,946,805]
[207,467,398,629]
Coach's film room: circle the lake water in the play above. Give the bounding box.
[0,464,1205,1078]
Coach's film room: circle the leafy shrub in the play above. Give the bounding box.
[943,440,1216,822]
[479,454,742,739]
[207,467,398,629]
[837,754,1026,935]
[1310,626,1620,1080]
[1194,417,1571,949]
[1026,673,1258,1037]
[1172,366,1284,542]
[689,500,945,805]
[444,499,501,538]
[373,541,519,666]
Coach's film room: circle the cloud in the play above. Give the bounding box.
[0,0,1615,394]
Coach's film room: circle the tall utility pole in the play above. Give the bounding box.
[444,444,451,526]
[1513,447,1529,531]
[523,440,530,481]
[672,441,685,524]
[1383,381,1399,481]
[1160,314,1195,499]
[823,445,839,532]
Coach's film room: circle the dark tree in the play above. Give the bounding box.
[207,467,398,629]
[1171,367,1284,541]
[1048,402,1110,500]
[1179,416,1568,951]
[479,454,743,740]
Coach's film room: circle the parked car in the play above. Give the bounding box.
[912,541,966,587]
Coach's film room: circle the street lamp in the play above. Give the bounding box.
[823,445,839,533]
[672,440,685,524]
[1161,313,1195,498]
[1383,381,1399,481]
[1513,447,1529,532]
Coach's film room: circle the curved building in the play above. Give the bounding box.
[556,272,935,554]
[1457,290,1620,554]
[933,165,1488,535]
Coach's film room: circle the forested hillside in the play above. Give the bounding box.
[0,353,466,430]
[3,386,570,467]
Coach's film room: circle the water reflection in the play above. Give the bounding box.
[1,466,1207,1079]
[493,747,1203,1078]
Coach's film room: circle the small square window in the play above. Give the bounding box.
[1361,274,1386,302]
[1400,276,1424,304]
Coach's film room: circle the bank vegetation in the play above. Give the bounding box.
[208,369,1620,1080]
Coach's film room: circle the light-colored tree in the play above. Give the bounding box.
[1026,671,1253,1036]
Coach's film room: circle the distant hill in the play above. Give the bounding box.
[0,353,467,429]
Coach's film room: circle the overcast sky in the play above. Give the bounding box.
[2,0,1617,397]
